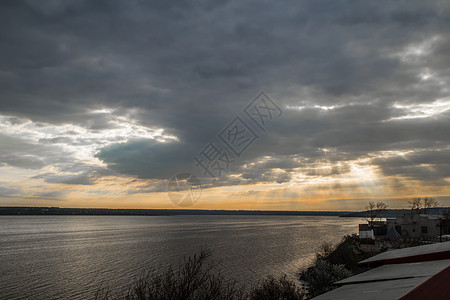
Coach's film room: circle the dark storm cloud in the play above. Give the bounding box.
[1,0,450,185]
[373,150,450,184]
[95,139,196,179]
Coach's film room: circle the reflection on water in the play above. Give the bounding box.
[0,215,361,299]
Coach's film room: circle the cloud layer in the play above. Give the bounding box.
[0,0,449,209]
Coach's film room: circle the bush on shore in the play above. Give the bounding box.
[249,275,305,300]
[95,248,304,300]
[299,261,350,298]
[299,235,378,298]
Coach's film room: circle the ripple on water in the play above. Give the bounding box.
[0,215,361,299]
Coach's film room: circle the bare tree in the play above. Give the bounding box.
[95,248,305,300]
[408,198,422,214]
[409,197,439,214]
[366,201,388,228]
[423,197,439,214]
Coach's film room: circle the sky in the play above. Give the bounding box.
[0,0,449,211]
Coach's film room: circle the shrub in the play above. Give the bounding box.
[249,275,305,300]
[95,249,305,300]
[299,261,351,298]
[298,236,364,298]
[316,235,375,273]
[95,248,245,300]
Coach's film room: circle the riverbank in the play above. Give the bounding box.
[0,206,353,216]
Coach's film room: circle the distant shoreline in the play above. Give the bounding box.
[0,206,354,217]
[2,206,449,218]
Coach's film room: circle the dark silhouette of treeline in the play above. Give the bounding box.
[0,206,351,216]
[342,207,450,218]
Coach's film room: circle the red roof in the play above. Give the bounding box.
[359,241,450,267]
[399,265,450,300]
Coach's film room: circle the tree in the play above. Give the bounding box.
[299,261,351,298]
[95,248,245,300]
[366,201,388,228]
[299,235,377,298]
[423,197,439,214]
[408,197,439,214]
[249,275,305,300]
[409,198,422,214]
[95,248,305,300]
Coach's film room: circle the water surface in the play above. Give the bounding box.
[0,215,362,299]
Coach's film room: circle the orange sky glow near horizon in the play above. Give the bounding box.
[1,145,449,211]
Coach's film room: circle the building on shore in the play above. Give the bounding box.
[358,211,450,247]
[387,214,441,240]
